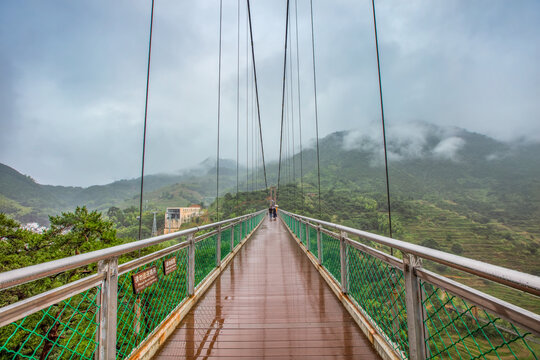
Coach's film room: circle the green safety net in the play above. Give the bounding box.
[421,281,539,359]
[0,214,266,360]
[220,228,232,260]
[280,213,540,360]
[348,245,409,358]
[308,225,318,257]
[116,247,188,359]
[0,287,100,359]
[300,222,307,246]
[233,223,241,247]
[321,232,341,283]
[194,235,217,286]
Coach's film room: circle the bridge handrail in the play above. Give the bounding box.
[0,211,264,291]
[279,209,540,360]
[280,209,540,297]
[0,210,266,359]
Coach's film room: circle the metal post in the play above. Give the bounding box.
[403,253,427,360]
[317,225,322,265]
[231,223,235,250]
[98,257,118,360]
[188,234,195,296]
[216,225,221,267]
[339,231,348,294]
[240,221,243,240]
[306,222,310,250]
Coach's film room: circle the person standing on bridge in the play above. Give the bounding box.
[273,204,278,221]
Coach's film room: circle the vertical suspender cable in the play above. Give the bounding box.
[216,0,223,222]
[371,0,393,240]
[309,0,322,218]
[277,0,291,203]
[246,0,268,190]
[294,0,304,212]
[246,11,249,197]
[138,0,155,241]
[236,0,240,212]
[288,15,296,205]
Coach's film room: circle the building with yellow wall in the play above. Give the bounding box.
[164,205,202,234]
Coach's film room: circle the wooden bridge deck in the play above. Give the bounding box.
[155,217,380,359]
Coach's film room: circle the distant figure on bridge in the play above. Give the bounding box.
[268,205,273,220]
[273,205,278,220]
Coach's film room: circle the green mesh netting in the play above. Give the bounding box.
[194,235,217,286]
[233,224,241,247]
[301,222,307,246]
[308,225,318,257]
[321,232,341,283]
[116,248,188,359]
[279,213,540,360]
[220,228,232,260]
[0,214,267,360]
[0,287,100,359]
[348,245,409,358]
[421,281,539,359]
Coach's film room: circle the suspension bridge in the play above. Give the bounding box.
[1,0,539,359]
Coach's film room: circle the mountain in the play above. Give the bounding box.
[0,158,243,224]
[273,123,540,284]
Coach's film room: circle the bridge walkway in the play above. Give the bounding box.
[155,217,380,359]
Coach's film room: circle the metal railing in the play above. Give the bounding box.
[279,209,540,360]
[0,211,265,359]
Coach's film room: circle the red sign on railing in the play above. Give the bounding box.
[131,266,158,294]
[163,257,177,275]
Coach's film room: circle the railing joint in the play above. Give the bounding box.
[188,234,195,296]
[340,231,348,294]
[216,225,222,267]
[97,257,118,360]
[403,253,427,360]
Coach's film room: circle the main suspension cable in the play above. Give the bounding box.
[371,0,393,239]
[216,0,223,222]
[138,0,155,241]
[288,13,296,204]
[309,0,322,218]
[277,0,291,203]
[246,0,268,189]
[294,0,304,212]
[236,0,240,212]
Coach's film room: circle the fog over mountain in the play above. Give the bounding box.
[342,121,510,165]
[1,1,539,186]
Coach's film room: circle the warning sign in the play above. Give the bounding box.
[163,257,177,275]
[132,266,158,294]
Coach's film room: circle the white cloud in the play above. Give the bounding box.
[1,1,539,185]
[432,137,465,161]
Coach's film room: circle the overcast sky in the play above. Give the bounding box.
[1,0,539,187]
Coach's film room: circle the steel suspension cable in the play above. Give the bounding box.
[277,0,291,203]
[309,0,322,217]
[294,0,304,212]
[371,0,393,239]
[216,0,223,222]
[246,9,249,196]
[246,0,268,189]
[138,0,155,241]
[288,15,296,204]
[251,80,255,191]
[236,0,240,212]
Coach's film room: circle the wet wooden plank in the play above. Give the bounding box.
[155,218,380,359]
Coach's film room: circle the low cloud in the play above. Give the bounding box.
[433,137,465,161]
[343,121,465,164]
